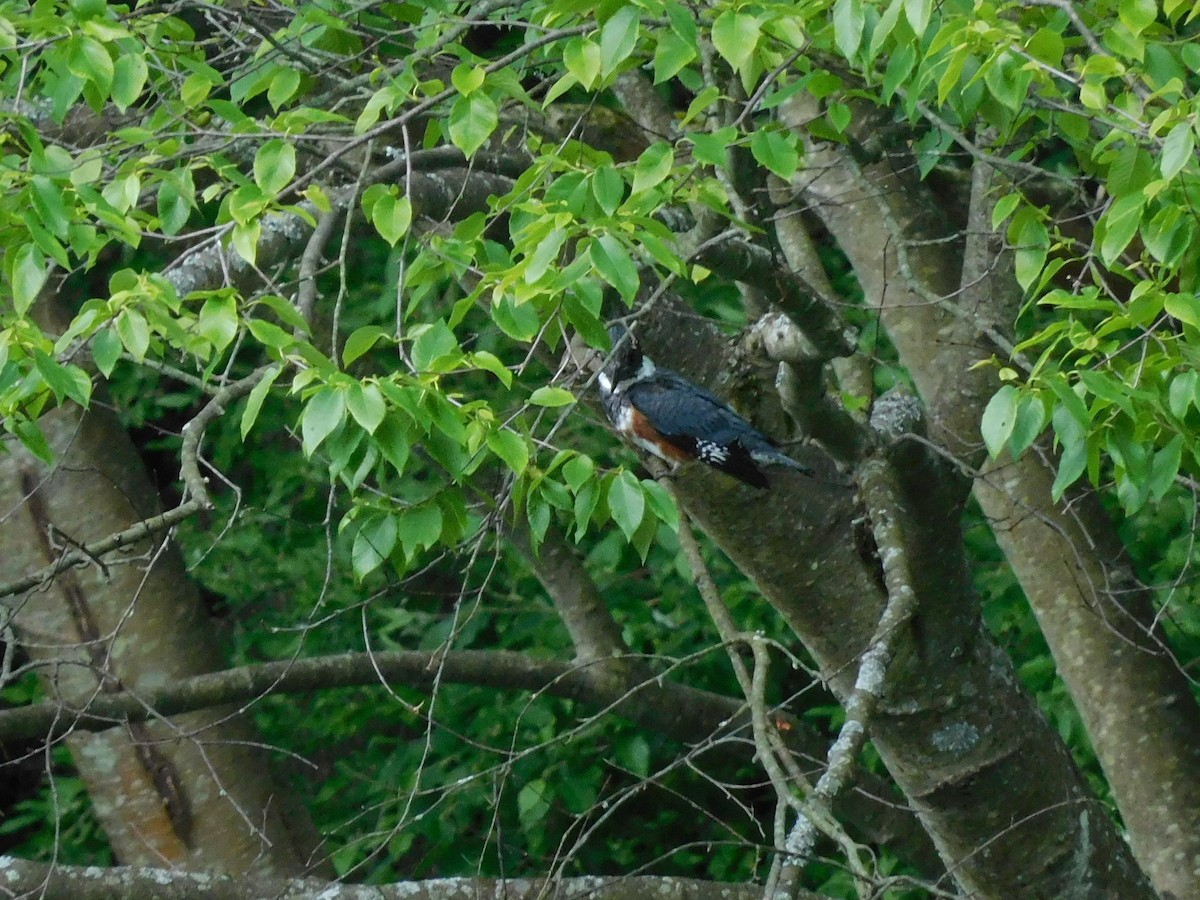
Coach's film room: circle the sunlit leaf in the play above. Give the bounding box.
[302,386,347,455]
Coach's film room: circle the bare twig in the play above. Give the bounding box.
[0,500,203,601]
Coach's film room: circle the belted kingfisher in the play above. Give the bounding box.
[597,323,814,489]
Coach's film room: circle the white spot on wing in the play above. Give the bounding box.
[598,371,612,393]
[696,440,729,464]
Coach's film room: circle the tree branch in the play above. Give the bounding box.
[179,369,272,510]
[0,858,800,900]
[781,457,918,883]
[163,169,513,298]
[0,500,203,600]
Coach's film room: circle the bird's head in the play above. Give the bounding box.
[599,323,653,394]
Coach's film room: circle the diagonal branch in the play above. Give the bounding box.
[0,500,203,601]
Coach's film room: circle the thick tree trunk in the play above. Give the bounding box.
[784,100,1200,899]
[0,403,322,876]
[976,453,1200,898]
[629,298,1154,899]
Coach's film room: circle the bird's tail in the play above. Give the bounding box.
[752,447,815,477]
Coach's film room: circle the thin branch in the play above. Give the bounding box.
[179,368,273,509]
[0,501,203,601]
[296,207,342,325]
[665,487,871,893]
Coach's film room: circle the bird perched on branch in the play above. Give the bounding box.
[597,323,813,489]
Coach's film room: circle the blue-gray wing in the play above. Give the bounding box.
[625,371,809,487]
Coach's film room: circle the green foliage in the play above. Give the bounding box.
[5,0,1199,894]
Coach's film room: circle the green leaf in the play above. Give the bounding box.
[640,477,678,530]
[689,126,737,167]
[563,455,595,491]
[608,470,645,540]
[573,481,599,540]
[158,171,194,235]
[1120,0,1157,34]
[1165,293,1200,329]
[493,296,541,340]
[198,295,239,352]
[903,0,932,34]
[1009,393,1048,456]
[1160,122,1195,180]
[241,365,281,439]
[247,317,293,349]
[364,186,412,246]
[524,226,567,283]
[68,35,114,94]
[91,327,122,377]
[448,92,498,157]
[1099,192,1147,266]
[267,67,301,109]
[343,325,391,365]
[592,166,625,215]
[653,31,696,83]
[451,63,485,95]
[529,386,575,407]
[31,176,70,238]
[115,308,150,360]
[410,321,459,371]
[111,53,147,111]
[375,415,411,473]
[1045,375,1091,429]
[11,244,47,315]
[231,220,261,266]
[631,142,673,195]
[867,0,904,59]
[256,294,310,332]
[564,38,602,88]
[1169,370,1198,418]
[399,503,443,555]
[991,193,1022,229]
[347,382,386,433]
[488,429,529,475]
[517,779,551,834]
[14,419,53,464]
[1012,210,1049,291]
[600,6,640,75]
[353,512,398,579]
[470,351,512,387]
[981,385,1018,458]
[825,102,851,133]
[590,234,639,301]
[750,129,799,180]
[1148,434,1183,499]
[711,11,760,72]
[614,733,650,777]
[832,0,865,59]
[33,352,92,406]
[1051,434,1088,500]
[301,386,347,455]
[254,139,296,195]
